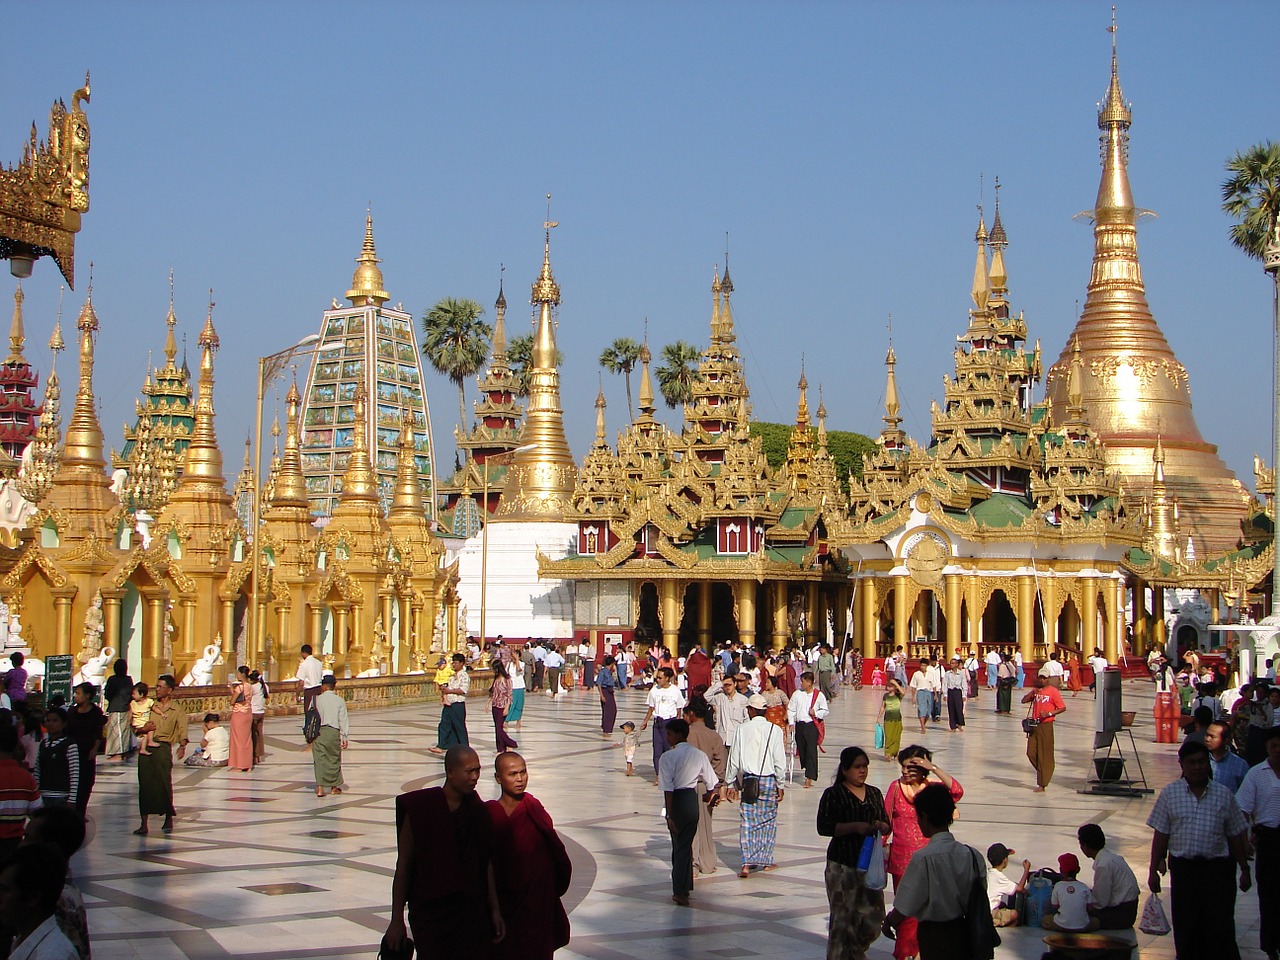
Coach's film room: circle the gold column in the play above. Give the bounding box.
[422,589,436,653]
[698,581,713,651]
[335,605,350,658]
[221,600,235,658]
[893,576,908,655]
[1132,578,1148,651]
[445,595,459,653]
[860,579,878,657]
[1151,585,1166,650]
[143,596,165,680]
[913,590,929,647]
[180,599,196,659]
[1209,588,1221,624]
[736,580,756,649]
[944,574,961,660]
[806,582,820,646]
[1044,593,1059,654]
[1080,578,1098,656]
[102,594,121,658]
[1104,579,1119,661]
[968,583,983,648]
[660,580,681,652]
[1016,575,1035,662]
[309,606,323,652]
[772,582,788,650]
[53,596,73,656]
[275,605,289,675]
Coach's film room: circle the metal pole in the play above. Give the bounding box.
[250,356,265,670]
[480,465,489,646]
[1271,246,1280,615]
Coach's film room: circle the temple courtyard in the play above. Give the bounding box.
[76,679,1263,960]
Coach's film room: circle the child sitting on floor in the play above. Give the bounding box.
[1043,853,1099,932]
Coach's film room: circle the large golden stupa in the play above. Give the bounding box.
[1045,31,1252,554]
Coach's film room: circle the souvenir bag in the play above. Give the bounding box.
[1139,892,1171,936]
[874,722,885,750]
[862,834,887,891]
[810,689,827,753]
[303,703,322,743]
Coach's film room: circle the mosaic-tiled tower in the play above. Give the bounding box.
[299,216,436,518]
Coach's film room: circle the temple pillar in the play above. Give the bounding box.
[221,600,235,659]
[944,574,961,660]
[381,592,395,670]
[912,590,929,647]
[859,579,878,657]
[422,588,436,653]
[1209,588,1221,624]
[143,595,165,681]
[102,594,121,659]
[1016,574,1035,662]
[1104,579,1119,662]
[1152,585,1167,652]
[968,583,983,649]
[698,581,713,651]
[833,584,850,646]
[806,582,820,646]
[892,576,908,657]
[736,580,757,650]
[445,594,459,653]
[309,606,323,653]
[1080,578,1098,657]
[772,582,788,650]
[180,599,196,659]
[335,605,350,661]
[273,605,289,681]
[53,595,73,656]
[1132,578,1148,651]
[1044,594,1059,654]
[660,580,681,653]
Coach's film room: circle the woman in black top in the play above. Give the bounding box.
[103,659,134,761]
[817,746,890,960]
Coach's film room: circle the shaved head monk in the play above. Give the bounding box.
[385,747,505,958]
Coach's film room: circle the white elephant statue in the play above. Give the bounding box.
[180,644,224,687]
[74,646,115,687]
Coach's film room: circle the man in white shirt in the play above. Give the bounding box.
[1039,651,1066,689]
[925,657,944,722]
[1237,725,1280,959]
[531,643,547,692]
[543,645,566,699]
[985,648,1001,689]
[910,660,933,734]
[0,845,78,960]
[1089,648,1110,697]
[787,672,829,788]
[658,718,721,906]
[708,676,750,748]
[295,644,324,713]
[726,695,788,878]
[641,667,685,782]
[429,654,470,756]
[1077,823,1140,930]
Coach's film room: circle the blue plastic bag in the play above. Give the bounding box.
[1024,876,1054,928]
[874,722,885,750]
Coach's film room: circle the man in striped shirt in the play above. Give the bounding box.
[0,724,39,860]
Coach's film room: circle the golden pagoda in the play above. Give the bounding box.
[1044,23,1251,554]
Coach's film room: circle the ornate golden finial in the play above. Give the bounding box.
[6,284,25,365]
[883,318,902,435]
[1099,7,1132,129]
[492,266,508,360]
[77,264,98,333]
[59,269,107,471]
[1094,9,1135,218]
[988,179,1008,295]
[1066,335,1085,420]
[720,236,733,293]
[346,213,389,306]
[49,286,65,360]
[163,269,178,367]
[709,264,723,343]
[388,413,423,518]
[971,208,990,311]
[796,358,810,426]
[594,376,607,444]
[269,378,307,508]
[531,195,561,306]
[637,335,655,419]
[717,251,737,345]
[1153,431,1166,483]
[336,382,378,503]
[176,293,224,483]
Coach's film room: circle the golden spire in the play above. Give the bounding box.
[883,337,901,432]
[491,270,509,362]
[594,377,607,444]
[163,269,178,368]
[269,379,308,508]
[497,207,578,520]
[988,179,1008,296]
[176,292,224,484]
[1095,8,1135,222]
[637,338,655,419]
[336,382,378,504]
[6,284,25,365]
[60,272,107,471]
[717,252,736,345]
[970,211,990,311]
[796,359,810,426]
[346,213,389,307]
[709,265,723,343]
[1153,431,1166,484]
[817,386,828,446]
[1066,335,1086,422]
[388,414,423,519]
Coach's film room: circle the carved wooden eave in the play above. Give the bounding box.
[310,567,364,606]
[539,546,846,583]
[1,545,69,592]
[1123,541,1274,591]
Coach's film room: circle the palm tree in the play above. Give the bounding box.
[1222,140,1280,611]
[422,298,491,432]
[599,337,643,419]
[655,341,702,409]
[508,333,563,398]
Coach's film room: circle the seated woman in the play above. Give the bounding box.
[184,714,230,767]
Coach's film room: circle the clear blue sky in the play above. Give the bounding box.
[2,1,1273,491]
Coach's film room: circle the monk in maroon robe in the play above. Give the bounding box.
[684,647,713,698]
[386,746,505,959]
[487,753,572,960]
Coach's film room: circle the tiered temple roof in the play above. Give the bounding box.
[0,286,42,464]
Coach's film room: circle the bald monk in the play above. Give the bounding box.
[385,747,505,958]
[486,753,572,960]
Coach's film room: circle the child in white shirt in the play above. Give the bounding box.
[1044,853,1100,932]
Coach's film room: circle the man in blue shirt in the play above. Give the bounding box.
[1207,720,1250,793]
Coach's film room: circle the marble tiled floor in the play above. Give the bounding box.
[78,680,1265,959]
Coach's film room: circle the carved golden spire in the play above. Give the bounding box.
[988,179,1008,296]
[594,378,607,445]
[269,379,308,508]
[883,341,901,432]
[637,338,656,419]
[1066,335,1086,422]
[971,211,990,311]
[337,382,378,504]
[491,272,509,362]
[60,273,107,470]
[817,386,828,447]
[6,284,25,365]
[1044,12,1249,552]
[174,292,225,484]
[709,265,723,343]
[497,207,578,520]
[1153,431,1166,484]
[796,359,810,426]
[346,213,389,307]
[163,269,178,368]
[388,414,423,519]
[717,252,736,345]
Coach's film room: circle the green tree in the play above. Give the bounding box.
[655,341,702,409]
[749,422,875,493]
[508,333,564,399]
[1222,141,1280,258]
[599,337,643,419]
[422,298,491,432]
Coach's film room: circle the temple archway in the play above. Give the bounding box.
[636,582,660,641]
[982,589,1016,649]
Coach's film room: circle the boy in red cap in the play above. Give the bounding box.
[1043,853,1100,932]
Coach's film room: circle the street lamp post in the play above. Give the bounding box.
[250,334,321,676]
[1267,224,1280,614]
[479,443,536,646]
